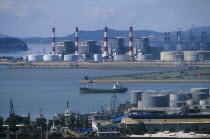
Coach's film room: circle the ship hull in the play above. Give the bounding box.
[80,87,128,94]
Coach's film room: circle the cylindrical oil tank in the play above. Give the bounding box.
[174,54,184,61]
[197,51,210,60]
[170,93,187,102]
[184,51,199,62]
[142,94,168,108]
[199,99,209,106]
[138,101,143,108]
[161,51,184,61]
[137,54,153,61]
[170,101,185,107]
[94,54,102,62]
[114,55,130,62]
[160,91,171,107]
[43,54,59,61]
[23,56,28,61]
[186,99,194,106]
[28,54,43,62]
[130,91,143,106]
[64,54,78,61]
[77,54,84,61]
[192,93,208,104]
[190,88,209,96]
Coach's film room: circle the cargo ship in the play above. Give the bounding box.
[79,83,128,94]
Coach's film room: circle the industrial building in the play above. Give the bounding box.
[110,37,125,55]
[57,40,75,55]
[134,37,150,54]
[79,40,97,55]
[121,117,210,134]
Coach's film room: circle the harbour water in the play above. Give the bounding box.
[0,68,210,120]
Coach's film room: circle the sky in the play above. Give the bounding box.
[0,0,210,37]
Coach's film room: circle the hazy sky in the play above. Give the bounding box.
[0,0,210,37]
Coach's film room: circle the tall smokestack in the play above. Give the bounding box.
[52,28,55,54]
[129,27,133,56]
[75,27,79,54]
[103,27,108,61]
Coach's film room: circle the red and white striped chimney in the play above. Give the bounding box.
[129,27,133,56]
[52,27,55,54]
[103,27,108,61]
[75,27,79,54]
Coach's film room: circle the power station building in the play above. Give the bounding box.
[57,41,75,55]
[110,37,125,55]
[79,40,99,55]
[134,37,150,54]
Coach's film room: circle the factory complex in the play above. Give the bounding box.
[22,26,210,65]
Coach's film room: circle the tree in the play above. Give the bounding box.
[35,118,46,129]
[134,122,146,135]
[68,115,76,130]
[0,116,3,129]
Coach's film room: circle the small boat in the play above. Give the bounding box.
[79,82,128,94]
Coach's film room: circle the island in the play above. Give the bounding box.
[0,38,28,51]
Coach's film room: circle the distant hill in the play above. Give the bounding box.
[0,34,11,38]
[2,26,210,44]
[0,38,28,51]
[20,29,164,44]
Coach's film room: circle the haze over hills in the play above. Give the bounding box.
[1,26,210,44]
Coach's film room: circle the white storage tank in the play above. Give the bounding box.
[197,51,210,60]
[28,54,43,62]
[138,101,143,108]
[23,56,28,61]
[77,54,84,61]
[43,54,59,61]
[184,51,199,62]
[130,91,143,107]
[170,93,190,102]
[142,94,168,108]
[64,54,78,61]
[192,92,208,104]
[137,54,153,61]
[161,51,184,61]
[114,55,130,62]
[94,54,102,62]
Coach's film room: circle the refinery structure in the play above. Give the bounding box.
[24,25,210,64]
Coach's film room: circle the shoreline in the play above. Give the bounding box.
[1,61,210,69]
[80,79,210,83]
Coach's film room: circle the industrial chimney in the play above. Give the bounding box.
[129,27,134,57]
[75,27,79,54]
[103,27,108,61]
[52,28,55,54]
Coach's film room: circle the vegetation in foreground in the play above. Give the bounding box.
[98,68,210,81]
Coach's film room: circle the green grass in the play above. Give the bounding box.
[98,68,210,80]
